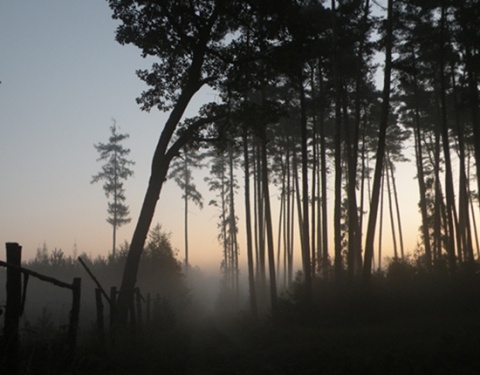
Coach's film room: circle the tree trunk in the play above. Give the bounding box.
[184,157,189,276]
[389,154,405,259]
[358,121,368,268]
[317,65,329,277]
[363,0,393,282]
[287,144,295,286]
[254,143,267,307]
[343,87,361,281]
[464,45,480,216]
[331,0,344,282]
[259,127,278,314]
[438,2,457,271]
[299,74,312,299]
[242,127,258,316]
[285,138,294,287]
[228,145,240,297]
[385,159,398,259]
[116,81,201,324]
[378,171,385,271]
[451,63,474,264]
[414,119,432,266]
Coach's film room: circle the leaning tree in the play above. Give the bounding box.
[107,0,244,323]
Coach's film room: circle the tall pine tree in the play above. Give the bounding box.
[92,120,135,257]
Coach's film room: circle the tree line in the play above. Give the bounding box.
[105,0,480,320]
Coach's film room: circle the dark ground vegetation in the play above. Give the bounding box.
[3,259,480,374]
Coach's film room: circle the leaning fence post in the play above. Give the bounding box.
[68,277,81,359]
[4,242,22,375]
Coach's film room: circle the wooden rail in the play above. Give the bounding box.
[0,260,75,290]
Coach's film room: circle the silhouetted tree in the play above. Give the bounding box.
[363,0,394,282]
[168,148,204,276]
[92,120,134,257]
[107,0,240,323]
[205,145,240,298]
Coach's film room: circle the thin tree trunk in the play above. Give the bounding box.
[358,120,368,268]
[385,159,398,259]
[220,154,229,286]
[363,0,394,281]
[113,149,118,257]
[438,2,457,271]
[331,0,344,282]
[310,64,320,277]
[413,98,432,267]
[254,143,267,305]
[293,152,305,254]
[299,74,312,298]
[378,171,385,271]
[184,157,189,276]
[464,44,480,215]
[113,222,116,258]
[259,127,278,313]
[285,139,294,287]
[288,158,298,287]
[228,145,239,296]
[388,155,405,259]
[432,126,443,264]
[343,88,360,281]
[317,65,329,277]
[276,191,284,283]
[467,155,480,259]
[451,62,474,264]
[242,127,257,316]
[352,0,370,272]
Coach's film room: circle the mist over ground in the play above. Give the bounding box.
[3,253,480,374]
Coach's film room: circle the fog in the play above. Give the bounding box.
[0,259,234,331]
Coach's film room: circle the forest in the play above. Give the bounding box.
[2,0,480,373]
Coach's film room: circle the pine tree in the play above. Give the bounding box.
[92,120,134,257]
[168,148,204,276]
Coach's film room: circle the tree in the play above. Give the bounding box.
[107,0,239,323]
[363,0,394,281]
[92,120,134,257]
[205,145,240,298]
[168,148,204,276]
[142,223,185,299]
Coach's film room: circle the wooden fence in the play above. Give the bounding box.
[1,242,81,375]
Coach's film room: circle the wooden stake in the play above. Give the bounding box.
[4,242,22,375]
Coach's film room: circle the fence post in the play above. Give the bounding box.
[68,277,81,360]
[4,242,22,375]
[3,242,22,374]
[146,293,151,324]
[109,286,117,333]
[95,288,105,345]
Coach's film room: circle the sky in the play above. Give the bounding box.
[0,1,422,274]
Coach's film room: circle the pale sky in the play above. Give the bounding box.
[0,1,421,273]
